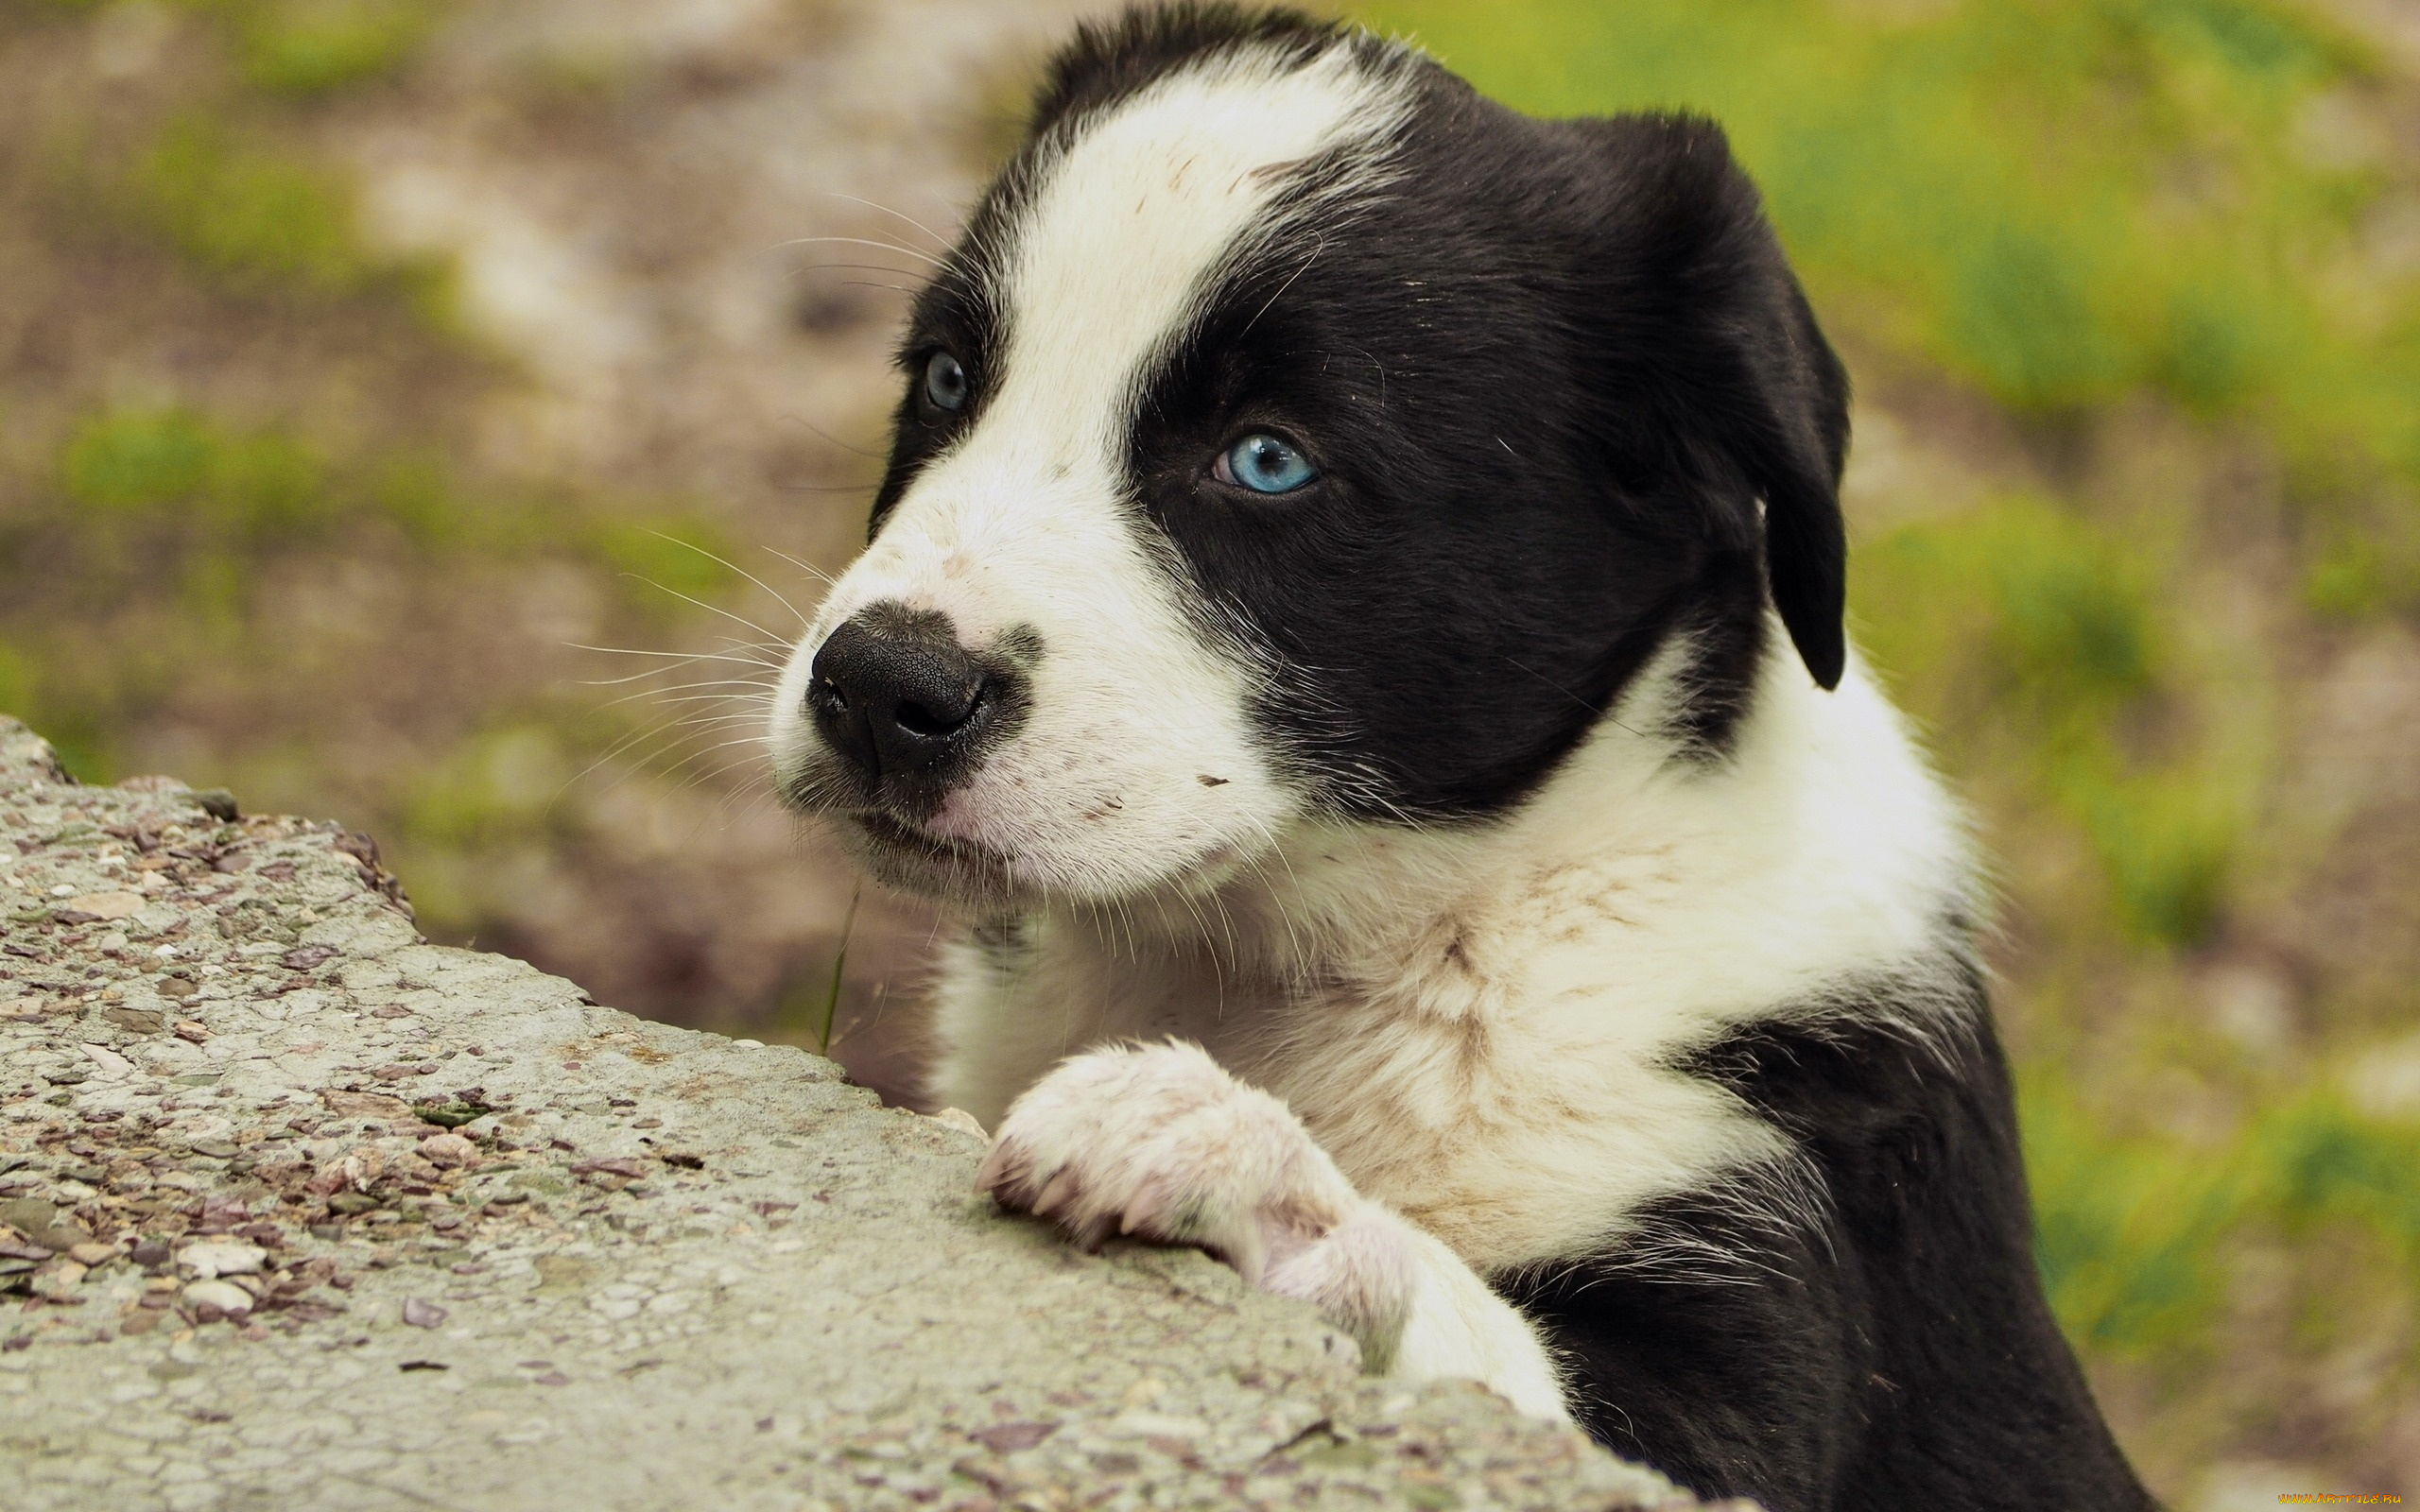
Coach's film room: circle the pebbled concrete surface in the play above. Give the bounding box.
[0,716,1717,1511]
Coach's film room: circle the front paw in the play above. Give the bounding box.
[978,1044,1554,1413]
[977,1040,1370,1290]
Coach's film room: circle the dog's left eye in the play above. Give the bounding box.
[1213,434,1318,494]
[923,351,969,413]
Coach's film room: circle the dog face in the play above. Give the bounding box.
[770,7,1849,907]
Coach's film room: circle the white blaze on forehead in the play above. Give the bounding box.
[987,44,1405,450]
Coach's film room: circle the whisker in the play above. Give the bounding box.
[771,235,945,271]
[788,261,935,280]
[597,677,779,698]
[634,528,818,632]
[598,696,775,721]
[781,413,889,461]
[551,716,705,806]
[616,576,786,644]
[574,655,729,688]
[761,546,839,590]
[568,644,785,674]
[821,192,953,250]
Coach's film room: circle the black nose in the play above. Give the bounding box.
[809,610,994,785]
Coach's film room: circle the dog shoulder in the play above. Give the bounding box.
[1497,962,2149,1508]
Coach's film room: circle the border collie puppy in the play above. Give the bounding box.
[769,7,2152,1506]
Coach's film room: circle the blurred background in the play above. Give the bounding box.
[1,0,2415,1501]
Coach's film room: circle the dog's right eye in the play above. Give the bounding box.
[1214,434,1318,494]
[923,351,969,413]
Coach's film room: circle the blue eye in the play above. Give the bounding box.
[1215,434,1318,494]
[923,351,968,412]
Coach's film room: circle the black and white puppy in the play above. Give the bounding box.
[769,7,2152,1507]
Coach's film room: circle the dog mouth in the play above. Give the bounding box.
[841,810,1025,899]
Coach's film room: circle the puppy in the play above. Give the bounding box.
[769,7,2153,1507]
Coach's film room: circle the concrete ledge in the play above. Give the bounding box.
[0,717,1717,1511]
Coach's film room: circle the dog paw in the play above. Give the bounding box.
[976,1041,1410,1343]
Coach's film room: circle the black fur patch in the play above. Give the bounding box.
[1126,73,1848,816]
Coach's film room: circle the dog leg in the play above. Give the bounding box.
[977,1040,1567,1420]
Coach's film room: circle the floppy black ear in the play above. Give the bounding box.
[1561,113,1851,690]
[1752,271,1851,690]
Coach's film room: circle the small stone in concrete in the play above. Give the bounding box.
[401,1297,448,1329]
[972,1420,1060,1453]
[29,1259,87,1299]
[176,1241,265,1279]
[180,1280,253,1322]
[77,1043,131,1075]
[418,1132,477,1167]
[2,1199,88,1253]
[931,1106,988,1140]
[64,891,143,919]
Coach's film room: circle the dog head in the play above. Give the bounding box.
[770,4,1849,907]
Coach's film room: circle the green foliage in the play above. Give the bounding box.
[0,641,34,721]
[2029,1083,2420,1358]
[2300,499,2420,621]
[2026,1082,2237,1355]
[55,414,733,604]
[587,518,742,611]
[135,118,378,293]
[61,410,217,510]
[2078,772,2239,945]
[1976,499,2156,707]
[367,451,457,547]
[1858,493,2239,944]
[208,0,440,96]
[0,640,112,778]
[60,408,332,541]
[398,725,568,848]
[2262,1096,2420,1260]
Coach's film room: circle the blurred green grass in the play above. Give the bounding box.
[1364,0,2420,1485]
[46,0,437,94]
[0,0,738,897]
